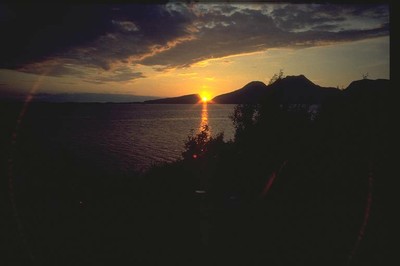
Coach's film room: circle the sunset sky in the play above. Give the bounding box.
[0,2,390,100]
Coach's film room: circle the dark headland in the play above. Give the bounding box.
[144,93,201,104]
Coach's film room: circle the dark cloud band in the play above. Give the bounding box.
[0,3,389,78]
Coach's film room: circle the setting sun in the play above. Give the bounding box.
[200,91,211,103]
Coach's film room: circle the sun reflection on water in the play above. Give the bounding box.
[199,102,209,134]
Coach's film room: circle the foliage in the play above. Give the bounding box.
[182,124,225,161]
[168,79,390,265]
[268,69,285,85]
[230,103,259,141]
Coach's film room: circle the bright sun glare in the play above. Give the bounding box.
[200,92,211,103]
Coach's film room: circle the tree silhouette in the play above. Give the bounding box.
[268,69,285,85]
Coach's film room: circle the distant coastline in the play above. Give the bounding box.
[0,93,160,103]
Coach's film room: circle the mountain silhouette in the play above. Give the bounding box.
[212,81,270,104]
[269,75,340,104]
[212,75,340,104]
[143,75,389,105]
[144,94,201,104]
[344,78,390,98]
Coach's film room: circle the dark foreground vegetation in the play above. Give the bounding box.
[1,78,392,266]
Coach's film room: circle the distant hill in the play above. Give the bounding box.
[212,81,270,104]
[268,75,340,104]
[144,94,201,104]
[338,78,391,109]
[212,75,340,104]
[0,92,160,103]
[344,79,390,97]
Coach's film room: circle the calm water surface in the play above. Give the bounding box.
[19,103,236,173]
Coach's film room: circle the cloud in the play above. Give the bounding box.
[0,3,389,77]
[139,5,389,68]
[0,4,114,68]
[0,4,193,68]
[16,58,144,85]
[270,4,389,32]
[17,60,87,77]
[93,67,145,83]
[112,20,139,32]
[84,66,145,84]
